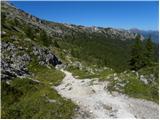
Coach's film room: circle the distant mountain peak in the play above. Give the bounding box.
[129,28,159,43]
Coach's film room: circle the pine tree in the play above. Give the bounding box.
[129,35,145,70]
[144,36,154,65]
[39,30,51,47]
[24,25,34,40]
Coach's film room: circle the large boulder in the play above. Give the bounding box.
[32,46,62,66]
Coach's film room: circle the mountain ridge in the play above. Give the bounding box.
[3,1,145,41]
[9,1,159,43]
[129,28,159,43]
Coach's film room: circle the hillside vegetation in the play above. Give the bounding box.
[1,1,159,119]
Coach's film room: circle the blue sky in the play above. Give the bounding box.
[11,1,158,30]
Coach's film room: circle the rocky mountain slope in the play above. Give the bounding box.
[1,1,146,79]
[2,2,144,40]
[129,28,159,43]
[1,1,159,119]
[2,1,62,80]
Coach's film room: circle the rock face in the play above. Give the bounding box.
[1,42,62,80]
[1,42,30,80]
[32,46,62,66]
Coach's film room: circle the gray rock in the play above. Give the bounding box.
[140,75,148,84]
[32,46,61,66]
[2,41,62,81]
[1,42,30,80]
[55,64,66,70]
[72,61,82,69]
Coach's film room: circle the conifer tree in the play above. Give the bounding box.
[39,30,51,47]
[24,25,34,40]
[129,35,145,70]
[144,36,154,65]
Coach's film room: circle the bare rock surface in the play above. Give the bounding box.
[1,41,62,80]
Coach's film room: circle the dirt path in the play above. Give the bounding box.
[54,69,159,119]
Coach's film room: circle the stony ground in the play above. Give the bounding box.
[54,69,159,119]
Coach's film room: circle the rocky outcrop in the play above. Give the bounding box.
[1,42,62,80]
[1,42,30,80]
[32,46,62,66]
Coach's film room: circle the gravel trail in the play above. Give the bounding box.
[54,69,159,119]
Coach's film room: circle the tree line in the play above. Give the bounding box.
[24,23,157,72]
